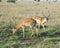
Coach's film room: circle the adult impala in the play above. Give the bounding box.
[33,10,50,31]
[12,18,38,38]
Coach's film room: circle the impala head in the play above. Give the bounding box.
[12,28,16,34]
[42,17,48,23]
[42,10,50,23]
[12,26,17,34]
[10,23,16,34]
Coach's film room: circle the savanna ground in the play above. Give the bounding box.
[0,2,60,48]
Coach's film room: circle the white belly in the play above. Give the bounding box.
[35,19,41,25]
[24,23,30,26]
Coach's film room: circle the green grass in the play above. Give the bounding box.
[0,2,60,48]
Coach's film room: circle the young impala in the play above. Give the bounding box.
[12,18,38,38]
[33,11,50,31]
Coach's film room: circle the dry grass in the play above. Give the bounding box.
[0,2,60,25]
[0,2,60,48]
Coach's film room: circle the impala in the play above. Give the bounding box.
[12,18,38,38]
[33,11,50,31]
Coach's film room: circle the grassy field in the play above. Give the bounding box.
[0,2,60,48]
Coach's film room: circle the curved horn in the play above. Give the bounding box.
[47,10,50,17]
[42,9,50,18]
[42,10,46,17]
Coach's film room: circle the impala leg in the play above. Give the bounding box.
[38,24,40,31]
[35,27,39,36]
[30,26,35,37]
[35,23,39,36]
[31,29,35,37]
[22,27,25,38]
[42,24,45,31]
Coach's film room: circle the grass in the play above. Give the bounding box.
[0,2,60,48]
